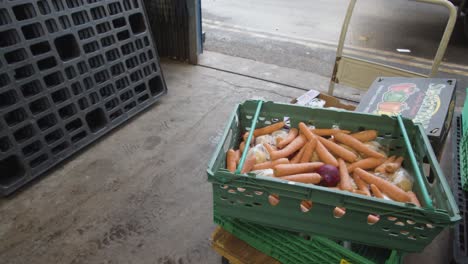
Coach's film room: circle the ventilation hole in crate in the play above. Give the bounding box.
[227,189,236,194]
[382,227,390,232]
[120,90,133,102]
[137,94,149,103]
[0,29,21,47]
[88,54,105,69]
[13,3,37,21]
[0,156,25,186]
[94,69,110,84]
[139,52,148,63]
[30,153,48,168]
[83,77,94,90]
[148,76,164,97]
[367,214,380,225]
[0,90,18,109]
[45,129,63,144]
[426,223,435,229]
[29,97,50,115]
[148,50,154,59]
[37,113,57,131]
[333,207,346,218]
[420,235,427,239]
[71,82,83,95]
[132,0,139,8]
[5,108,27,126]
[387,216,397,221]
[89,92,99,104]
[22,22,44,40]
[130,70,143,82]
[406,219,416,225]
[0,137,12,152]
[83,41,100,54]
[52,0,65,11]
[125,56,138,70]
[121,42,135,55]
[300,200,313,213]
[5,48,28,64]
[51,141,69,155]
[91,6,106,20]
[99,84,114,99]
[400,230,409,236]
[117,30,130,41]
[77,97,89,110]
[0,8,12,25]
[55,34,80,61]
[129,13,146,34]
[77,61,88,74]
[244,203,253,207]
[115,77,129,90]
[123,0,132,10]
[108,2,123,15]
[151,63,158,73]
[15,64,35,79]
[59,15,71,29]
[58,104,76,119]
[37,57,57,71]
[109,109,123,120]
[110,62,125,76]
[112,17,126,28]
[134,83,146,94]
[101,35,116,48]
[96,21,111,33]
[268,194,280,206]
[106,48,120,62]
[254,191,263,196]
[66,0,84,8]
[37,0,51,15]
[389,232,399,237]
[14,124,35,143]
[65,118,82,132]
[51,88,70,104]
[30,41,51,55]
[22,140,42,157]
[45,19,59,33]
[414,225,425,230]
[44,71,64,87]
[135,39,143,49]
[220,196,227,201]
[144,37,149,46]
[143,65,152,77]
[395,221,405,226]
[86,108,107,132]
[0,73,10,88]
[408,235,417,240]
[78,27,95,40]
[105,98,119,110]
[21,80,43,97]
[124,101,136,112]
[72,11,89,25]
[65,67,77,80]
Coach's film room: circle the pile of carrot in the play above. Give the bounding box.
[225,121,421,207]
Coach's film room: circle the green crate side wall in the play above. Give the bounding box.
[461,133,468,190]
[462,88,468,133]
[214,215,396,264]
[207,101,460,252]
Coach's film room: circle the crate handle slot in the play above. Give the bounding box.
[236,100,263,174]
[397,115,433,209]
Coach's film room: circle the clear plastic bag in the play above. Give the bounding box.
[251,169,274,177]
[255,135,276,146]
[247,144,270,164]
[391,168,414,192]
[271,129,289,146]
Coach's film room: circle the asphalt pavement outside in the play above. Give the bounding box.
[201,0,468,92]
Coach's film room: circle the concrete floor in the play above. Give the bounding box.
[0,54,463,263]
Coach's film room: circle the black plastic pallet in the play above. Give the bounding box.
[0,0,167,195]
[452,114,468,264]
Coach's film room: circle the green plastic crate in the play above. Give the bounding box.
[462,88,468,133]
[215,214,402,264]
[207,100,460,252]
[460,88,468,191]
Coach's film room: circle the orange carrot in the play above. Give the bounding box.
[353,189,370,196]
[241,155,257,174]
[407,191,421,207]
[242,122,285,140]
[385,156,404,173]
[354,168,411,202]
[350,130,378,142]
[334,133,386,159]
[347,157,385,172]
[375,156,396,173]
[370,184,384,198]
[315,141,339,167]
[291,145,306,163]
[310,129,350,136]
[273,162,324,177]
[353,175,370,196]
[265,134,307,160]
[252,158,290,171]
[338,159,353,191]
[317,136,357,163]
[300,138,317,163]
[298,122,315,141]
[239,141,246,153]
[226,149,237,172]
[277,128,299,149]
[279,173,321,184]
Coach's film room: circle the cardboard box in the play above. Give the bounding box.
[291,89,356,110]
[356,77,456,154]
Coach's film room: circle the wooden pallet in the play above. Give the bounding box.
[211,227,281,264]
